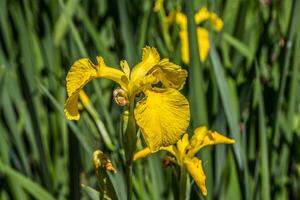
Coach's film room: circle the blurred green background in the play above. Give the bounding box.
[1,0,300,199]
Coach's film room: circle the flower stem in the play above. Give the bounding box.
[179,167,188,200]
[122,98,137,200]
[125,164,133,200]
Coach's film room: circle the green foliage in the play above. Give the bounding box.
[0,0,300,199]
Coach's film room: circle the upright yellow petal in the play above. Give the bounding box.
[179,30,190,64]
[175,12,187,30]
[194,7,210,24]
[197,27,210,62]
[64,57,128,120]
[186,126,235,157]
[174,134,190,164]
[129,46,187,94]
[209,13,223,31]
[120,60,131,79]
[153,0,164,12]
[149,58,188,90]
[184,157,207,196]
[130,46,160,82]
[134,88,190,151]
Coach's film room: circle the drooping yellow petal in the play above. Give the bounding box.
[130,47,160,82]
[179,29,190,64]
[194,7,210,24]
[149,58,188,90]
[134,88,190,151]
[209,13,223,31]
[184,157,207,196]
[197,27,210,62]
[64,57,128,120]
[64,94,81,120]
[66,58,97,97]
[64,59,97,120]
[186,126,235,157]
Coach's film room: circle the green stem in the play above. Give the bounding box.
[126,164,133,200]
[123,97,137,200]
[179,167,188,200]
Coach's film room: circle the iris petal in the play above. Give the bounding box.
[133,147,152,161]
[150,59,188,90]
[134,88,190,151]
[64,57,128,120]
[186,126,235,157]
[197,27,210,62]
[195,7,211,24]
[179,30,190,64]
[133,145,176,161]
[184,157,207,196]
[130,47,160,82]
[210,13,223,31]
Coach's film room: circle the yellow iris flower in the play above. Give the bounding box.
[167,7,223,64]
[64,46,190,151]
[153,0,164,12]
[134,126,235,196]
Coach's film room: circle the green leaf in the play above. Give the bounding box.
[210,40,243,170]
[0,160,56,200]
[222,33,252,61]
[81,185,100,200]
